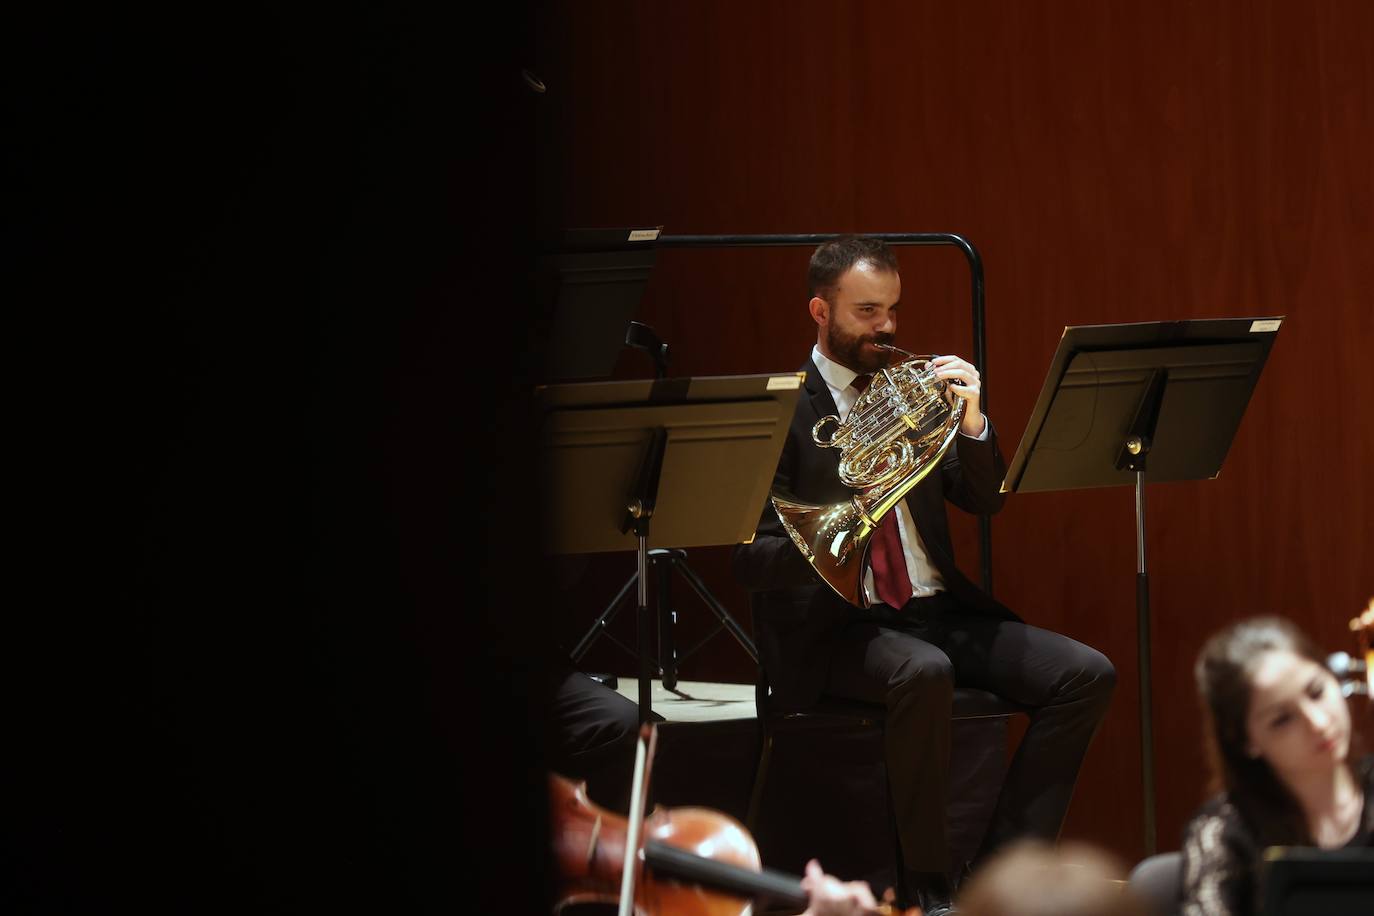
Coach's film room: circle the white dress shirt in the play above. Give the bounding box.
[810,345,988,606]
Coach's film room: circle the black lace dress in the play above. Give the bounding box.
[1179,756,1374,916]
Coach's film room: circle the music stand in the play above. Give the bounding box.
[1002,317,1283,854]
[1259,847,1374,916]
[539,372,804,723]
[536,226,662,381]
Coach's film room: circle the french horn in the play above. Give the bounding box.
[770,345,966,607]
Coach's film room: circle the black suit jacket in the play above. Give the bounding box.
[732,356,1018,711]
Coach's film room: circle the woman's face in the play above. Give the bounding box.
[1244,649,1351,779]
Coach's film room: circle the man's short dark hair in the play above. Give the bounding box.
[807,235,900,300]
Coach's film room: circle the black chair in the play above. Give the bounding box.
[747,665,1025,896]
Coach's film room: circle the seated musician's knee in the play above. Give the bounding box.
[889,652,954,705]
[1075,645,1117,706]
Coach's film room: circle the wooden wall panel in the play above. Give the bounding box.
[537,0,1374,864]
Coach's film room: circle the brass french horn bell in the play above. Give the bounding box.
[770,346,966,607]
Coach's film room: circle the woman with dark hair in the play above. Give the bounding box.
[1180,616,1372,915]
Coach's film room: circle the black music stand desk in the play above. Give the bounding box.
[539,372,804,723]
[536,226,662,382]
[1002,317,1283,854]
[1260,847,1374,916]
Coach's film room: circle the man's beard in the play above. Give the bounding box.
[825,325,894,374]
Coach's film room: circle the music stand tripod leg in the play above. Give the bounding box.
[650,550,760,696]
[655,551,679,692]
[670,555,759,664]
[569,570,640,664]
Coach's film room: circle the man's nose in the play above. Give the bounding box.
[876,312,896,334]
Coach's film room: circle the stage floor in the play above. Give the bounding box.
[611,677,756,723]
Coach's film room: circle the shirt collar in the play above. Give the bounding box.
[810,345,860,393]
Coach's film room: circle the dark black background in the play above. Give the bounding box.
[9,3,551,910]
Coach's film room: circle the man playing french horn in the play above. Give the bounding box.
[733,235,1116,916]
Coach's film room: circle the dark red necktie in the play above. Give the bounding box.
[850,374,913,608]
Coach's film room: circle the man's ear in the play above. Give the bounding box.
[808,296,829,328]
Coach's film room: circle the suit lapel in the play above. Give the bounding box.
[802,356,838,423]
[794,356,848,498]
